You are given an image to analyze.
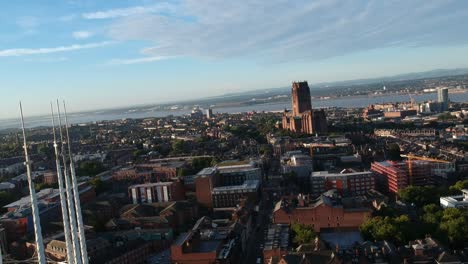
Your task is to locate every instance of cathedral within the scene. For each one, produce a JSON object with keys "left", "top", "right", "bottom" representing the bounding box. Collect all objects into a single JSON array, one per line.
[{"left": 282, "top": 81, "right": 328, "bottom": 134}]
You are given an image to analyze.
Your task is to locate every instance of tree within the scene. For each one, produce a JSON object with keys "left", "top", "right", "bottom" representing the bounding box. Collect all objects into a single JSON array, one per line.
[
  {"left": 171, "top": 139, "right": 186, "bottom": 154},
  {"left": 191, "top": 157, "right": 215, "bottom": 172},
  {"left": 90, "top": 177, "right": 109, "bottom": 195},
  {"left": 439, "top": 208, "right": 468, "bottom": 248},
  {"left": 360, "top": 215, "right": 415, "bottom": 244},
  {"left": 387, "top": 143, "right": 402, "bottom": 161},
  {"left": 291, "top": 224, "right": 316, "bottom": 245},
  {"left": 0, "top": 191, "right": 17, "bottom": 213},
  {"left": 438, "top": 112, "right": 456, "bottom": 121},
  {"left": 77, "top": 160, "right": 105, "bottom": 176},
  {"left": 398, "top": 186, "right": 438, "bottom": 207},
  {"left": 449, "top": 179, "right": 468, "bottom": 194}
]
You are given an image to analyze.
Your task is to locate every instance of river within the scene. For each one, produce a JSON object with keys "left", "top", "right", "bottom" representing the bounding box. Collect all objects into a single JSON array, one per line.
[{"left": 1, "top": 92, "right": 467, "bottom": 130}]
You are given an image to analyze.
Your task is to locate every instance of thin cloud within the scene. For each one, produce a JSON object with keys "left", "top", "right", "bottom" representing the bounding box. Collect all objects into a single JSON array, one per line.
[
  {"left": 109, "top": 56, "right": 170, "bottom": 65},
  {"left": 106, "top": 0, "right": 468, "bottom": 62},
  {"left": 59, "top": 14, "right": 77, "bottom": 22},
  {"left": 16, "top": 16, "right": 39, "bottom": 31},
  {"left": 72, "top": 31, "right": 93, "bottom": 39},
  {"left": 0, "top": 41, "right": 113, "bottom": 57},
  {"left": 82, "top": 3, "right": 174, "bottom": 19}
]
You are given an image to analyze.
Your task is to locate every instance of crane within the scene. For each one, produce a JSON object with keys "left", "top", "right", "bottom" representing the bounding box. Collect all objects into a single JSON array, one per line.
[{"left": 401, "top": 154, "right": 451, "bottom": 185}]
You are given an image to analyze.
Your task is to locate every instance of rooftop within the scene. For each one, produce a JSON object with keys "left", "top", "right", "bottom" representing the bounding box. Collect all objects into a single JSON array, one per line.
[
  {"left": 212, "top": 180, "right": 260, "bottom": 194},
  {"left": 3, "top": 188, "right": 59, "bottom": 209},
  {"left": 129, "top": 181, "right": 175, "bottom": 189},
  {"left": 264, "top": 224, "right": 290, "bottom": 251},
  {"left": 312, "top": 170, "right": 373, "bottom": 177}
]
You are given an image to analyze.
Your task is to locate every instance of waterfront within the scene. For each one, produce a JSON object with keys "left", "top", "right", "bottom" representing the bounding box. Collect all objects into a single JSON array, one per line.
[{"left": 1, "top": 92, "right": 467, "bottom": 130}]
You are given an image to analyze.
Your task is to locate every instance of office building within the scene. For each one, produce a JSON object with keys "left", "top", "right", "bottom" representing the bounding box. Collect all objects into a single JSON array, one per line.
[
  {"left": 195, "top": 161, "right": 262, "bottom": 208},
  {"left": 211, "top": 180, "right": 260, "bottom": 208},
  {"left": 437, "top": 87, "right": 449, "bottom": 112},
  {"left": 281, "top": 153, "right": 313, "bottom": 193},
  {"left": 440, "top": 189, "right": 468, "bottom": 209},
  {"left": 311, "top": 169, "right": 375, "bottom": 197},
  {"left": 206, "top": 108, "right": 213, "bottom": 119}
]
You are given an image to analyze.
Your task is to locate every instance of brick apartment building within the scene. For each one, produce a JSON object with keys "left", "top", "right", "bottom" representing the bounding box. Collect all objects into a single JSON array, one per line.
[
  {"left": 371, "top": 160, "right": 432, "bottom": 194},
  {"left": 272, "top": 190, "right": 371, "bottom": 232},
  {"left": 112, "top": 167, "right": 154, "bottom": 182},
  {"left": 170, "top": 217, "right": 240, "bottom": 264},
  {"left": 136, "top": 159, "right": 188, "bottom": 180},
  {"left": 310, "top": 169, "right": 375, "bottom": 197},
  {"left": 42, "top": 171, "right": 58, "bottom": 185}
]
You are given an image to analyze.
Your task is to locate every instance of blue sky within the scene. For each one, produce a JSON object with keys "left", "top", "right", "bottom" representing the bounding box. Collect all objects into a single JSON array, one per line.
[{"left": 1, "top": 0, "right": 468, "bottom": 119}]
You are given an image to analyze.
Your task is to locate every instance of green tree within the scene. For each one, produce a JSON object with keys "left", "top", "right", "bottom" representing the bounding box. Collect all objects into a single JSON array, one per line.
[
  {"left": 90, "top": 177, "right": 109, "bottom": 195},
  {"left": 0, "top": 191, "right": 17, "bottom": 213},
  {"left": 291, "top": 224, "right": 316, "bottom": 245},
  {"left": 387, "top": 143, "right": 402, "bottom": 161},
  {"left": 191, "top": 157, "right": 215, "bottom": 172},
  {"left": 360, "top": 215, "right": 415, "bottom": 244},
  {"left": 77, "top": 160, "right": 106, "bottom": 176},
  {"left": 171, "top": 139, "right": 186, "bottom": 154},
  {"left": 449, "top": 179, "right": 468, "bottom": 194},
  {"left": 398, "top": 186, "right": 438, "bottom": 207},
  {"left": 439, "top": 208, "right": 468, "bottom": 248}
]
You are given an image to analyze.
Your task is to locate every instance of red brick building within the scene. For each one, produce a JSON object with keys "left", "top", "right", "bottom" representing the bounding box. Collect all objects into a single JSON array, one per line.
[
  {"left": 272, "top": 191, "right": 371, "bottom": 232},
  {"left": 371, "top": 160, "right": 432, "bottom": 194},
  {"left": 194, "top": 168, "right": 220, "bottom": 208},
  {"left": 310, "top": 169, "right": 375, "bottom": 197},
  {"left": 137, "top": 160, "right": 188, "bottom": 181},
  {"left": 170, "top": 217, "right": 240, "bottom": 264},
  {"left": 112, "top": 167, "right": 154, "bottom": 182},
  {"left": 42, "top": 171, "right": 57, "bottom": 185},
  {"left": 282, "top": 82, "right": 327, "bottom": 135}
]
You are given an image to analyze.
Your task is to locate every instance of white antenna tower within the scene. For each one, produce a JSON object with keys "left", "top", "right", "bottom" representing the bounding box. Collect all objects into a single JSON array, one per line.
[
  {"left": 19, "top": 102, "right": 46, "bottom": 264},
  {"left": 63, "top": 101, "right": 89, "bottom": 264},
  {"left": 57, "top": 100, "right": 82, "bottom": 264},
  {"left": 50, "top": 103, "right": 74, "bottom": 263}
]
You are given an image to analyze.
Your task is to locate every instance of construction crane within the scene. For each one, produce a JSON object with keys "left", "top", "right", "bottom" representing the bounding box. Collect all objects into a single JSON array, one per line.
[{"left": 401, "top": 154, "right": 451, "bottom": 185}]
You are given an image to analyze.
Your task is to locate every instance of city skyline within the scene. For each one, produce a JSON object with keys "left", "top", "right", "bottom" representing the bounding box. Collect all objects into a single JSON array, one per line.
[{"left": 1, "top": 0, "right": 468, "bottom": 118}]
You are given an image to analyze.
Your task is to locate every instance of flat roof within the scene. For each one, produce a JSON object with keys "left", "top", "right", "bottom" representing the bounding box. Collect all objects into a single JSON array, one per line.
[
  {"left": 4, "top": 188, "right": 59, "bottom": 208},
  {"left": 312, "top": 170, "right": 373, "bottom": 177},
  {"left": 212, "top": 180, "right": 260, "bottom": 193},
  {"left": 193, "top": 240, "right": 221, "bottom": 253},
  {"left": 129, "top": 182, "right": 175, "bottom": 188},
  {"left": 197, "top": 167, "right": 217, "bottom": 176}
]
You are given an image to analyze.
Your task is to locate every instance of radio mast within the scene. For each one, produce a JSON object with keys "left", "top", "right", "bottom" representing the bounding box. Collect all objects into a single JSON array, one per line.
[
  {"left": 63, "top": 101, "right": 89, "bottom": 264},
  {"left": 50, "top": 103, "right": 74, "bottom": 263},
  {"left": 57, "top": 100, "right": 82, "bottom": 264},
  {"left": 19, "top": 102, "right": 46, "bottom": 264}
]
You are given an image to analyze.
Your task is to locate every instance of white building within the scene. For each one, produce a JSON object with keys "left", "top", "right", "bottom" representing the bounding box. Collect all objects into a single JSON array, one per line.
[{"left": 440, "top": 189, "right": 468, "bottom": 208}]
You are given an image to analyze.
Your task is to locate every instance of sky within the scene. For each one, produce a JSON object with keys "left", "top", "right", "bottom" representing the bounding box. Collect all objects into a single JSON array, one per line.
[{"left": 1, "top": 0, "right": 468, "bottom": 119}]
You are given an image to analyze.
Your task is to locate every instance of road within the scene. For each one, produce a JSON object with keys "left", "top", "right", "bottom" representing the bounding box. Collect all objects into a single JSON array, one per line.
[{"left": 242, "top": 190, "right": 274, "bottom": 264}]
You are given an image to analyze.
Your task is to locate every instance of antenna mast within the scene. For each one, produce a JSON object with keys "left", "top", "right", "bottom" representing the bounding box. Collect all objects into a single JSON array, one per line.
[
  {"left": 63, "top": 101, "right": 89, "bottom": 264},
  {"left": 57, "top": 100, "right": 82, "bottom": 264},
  {"left": 50, "top": 103, "right": 74, "bottom": 263},
  {"left": 19, "top": 102, "right": 46, "bottom": 264}
]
